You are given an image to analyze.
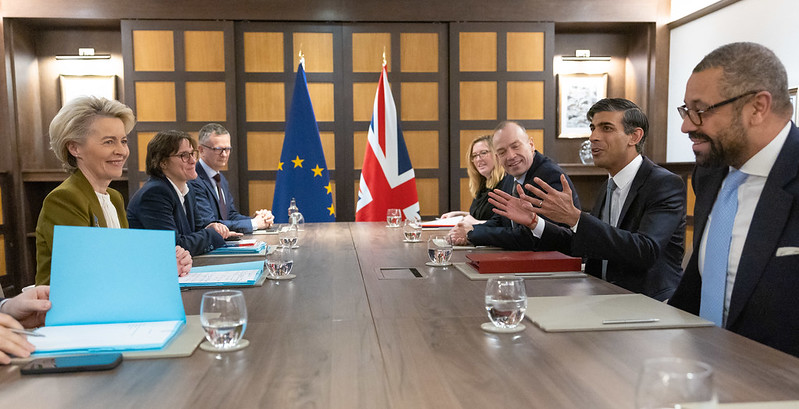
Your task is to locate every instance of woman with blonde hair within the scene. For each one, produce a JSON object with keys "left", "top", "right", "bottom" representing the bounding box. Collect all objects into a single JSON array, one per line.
[{"left": 441, "top": 134, "right": 505, "bottom": 223}]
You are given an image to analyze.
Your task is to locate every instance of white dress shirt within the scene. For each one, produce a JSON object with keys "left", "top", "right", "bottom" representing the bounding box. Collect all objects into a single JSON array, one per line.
[
  {"left": 94, "top": 191, "right": 121, "bottom": 228},
  {"left": 166, "top": 177, "right": 190, "bottom": 208}
]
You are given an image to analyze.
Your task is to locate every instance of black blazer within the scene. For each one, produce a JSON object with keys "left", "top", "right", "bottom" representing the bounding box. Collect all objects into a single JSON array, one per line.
[
  {"left": 538, "top": 156, "right": 686, "bottom": 301},
  {"left": 468, "top": 151, "right": 580, "bottom": 250},
  {"left": 127, "top": 175, "right": 225, "bottom": 256},
  {"left": 670, "top": 123, "right": 799, "bottom": 357}
]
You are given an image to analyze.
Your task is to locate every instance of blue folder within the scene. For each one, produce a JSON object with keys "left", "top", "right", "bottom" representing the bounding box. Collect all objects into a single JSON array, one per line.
[{"left": 180, "top": 260, "right": 265, "bottom": 287}]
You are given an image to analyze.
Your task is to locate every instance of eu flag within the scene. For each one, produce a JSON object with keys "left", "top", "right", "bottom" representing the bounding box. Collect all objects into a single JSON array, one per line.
[{"left": 271, "top": 63, "right": 335, "bottom": 223}]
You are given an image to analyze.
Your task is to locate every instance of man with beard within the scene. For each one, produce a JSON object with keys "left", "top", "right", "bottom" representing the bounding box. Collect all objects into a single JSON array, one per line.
[{"left": 668, "top": 42, "right": 799, "bottom": 357}]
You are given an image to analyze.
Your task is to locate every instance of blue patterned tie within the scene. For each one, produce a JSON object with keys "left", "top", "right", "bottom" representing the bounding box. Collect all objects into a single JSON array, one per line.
[{"left": 700, "top": 169, "right": 748, "bottom": 327}]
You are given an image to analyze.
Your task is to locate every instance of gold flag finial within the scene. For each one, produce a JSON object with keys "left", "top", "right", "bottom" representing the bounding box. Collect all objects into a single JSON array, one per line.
[
  {"left": 382, "top": 47, "right": 386, "bottom": 67},
  {"left": 299, "top": 47, "right": 305, "bottom": 68}
]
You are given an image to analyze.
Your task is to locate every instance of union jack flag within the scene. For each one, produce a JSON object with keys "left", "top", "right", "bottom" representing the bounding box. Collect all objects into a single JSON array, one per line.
[{"left": 355, "top": 65, "right": 420, "bottom": 222}]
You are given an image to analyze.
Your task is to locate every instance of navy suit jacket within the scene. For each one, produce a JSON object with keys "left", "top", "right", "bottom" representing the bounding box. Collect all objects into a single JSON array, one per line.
[
  {"left": 670, "top": 123, "right": 799, "bottom": 357},
  {"left": 189, "top": 162, "right": 253, "bottom": 233},
  {"left": 127, "top": 175, "right": 225, "bottom": 256},
  {"left": 468, "top": 151, "right": 580, "bottom": 250},
  {"left": 537, "top": 157, "right": 686, "bottom": 301}
]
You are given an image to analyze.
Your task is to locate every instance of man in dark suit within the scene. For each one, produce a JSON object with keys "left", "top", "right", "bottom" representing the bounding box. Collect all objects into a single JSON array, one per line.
[
  {"left": 189, "top": 123, "right": 274, "bottom": 234},
  {"left": 667, "top": 42, "right": 799, "bottom": 357},
  {"left": 449, "top": 121, "right": 580, "bottom": 250},
  {"left": 490, "top": 99, "right": 686, "bottom": 300}
]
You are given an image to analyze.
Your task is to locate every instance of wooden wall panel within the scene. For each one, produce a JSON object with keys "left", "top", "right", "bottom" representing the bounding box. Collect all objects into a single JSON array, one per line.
[
  {"left": 307, "top": 83, "right": 335, "bottom": 122},
  {"left": 459, "top": 81, "right": 497, "bottom": 121},
  {"left": 459, "top": 32, "right": 496, "bottom": 72},
  {"left": 133, "top": 30, "right": 174, "bottom": 71},
  {"left": 135, "top": 82, "right": 176, "bottom": 122},
  {"left": 415, "top": 178, "right": 439, "bottom": 216},
  {"left": 352, "top": 82, "right": 378, "bottom": 122},
  {"left": 401, "top": 33, "right": 438, "bottom": 73},
  {"left": 137, "top": 131, "right": 157, "bottom": 172},
  {"left": 507, "top": 32, "right": 544, "bottom": 72},
  {"left": 460, "top": 177, "right": 471, "bottom": 212},
  {"left": 400, "top": 82, "right": 438, "bottom": 121},
  {"left": 247, "top": 131, "right": 283, "bottom": 171},
  {"left": 404, "top": 131, "right": 439, "bottom": 169},
  {"left": 185, "top": 81, "right": 227, "bottom": 122},
  {"left": 245, "top": 82, "right": 285, "bottom": 122},
  {"left": 507, "top": 81, "right": 544, "bottom": 120},
  {"left": 184, "top": 31, "right": 225, "bottom": 72},
  {"left": 244, "top": 32, "right": 284, "bottom": 73},
  {"left": 0, "top": 236, "right": 5, "bottom": 277},
  {"left": 292, "top": 32, "right": 334, "bottom": 73},
  {"left": 249, "top": 180, "right": 276, "bottom": 215},
  {"left": 352, "top": 32, "right": 391, "bottom": 73},
  {"left": 0, "top": 184, "right": 3, "bottom": 225},
  {"left": 353, "top": 131, "right": 368, "bottom": 170},
  {"left": 320, "top": 132, "right": 336, "bottom": 170},
  {"left": 529, "top": 129, "right": 544, "bottom": 154}
]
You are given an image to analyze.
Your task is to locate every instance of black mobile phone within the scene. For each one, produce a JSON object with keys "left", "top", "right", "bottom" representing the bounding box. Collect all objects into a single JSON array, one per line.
[
  {"left": 225, "top": 235, "right": 242, "bottom": 241},
  {"left": 20, "top": 353, "right": 122, "bottom": 375}
]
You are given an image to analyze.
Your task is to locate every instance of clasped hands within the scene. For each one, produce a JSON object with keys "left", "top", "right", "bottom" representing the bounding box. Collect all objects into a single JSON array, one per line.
[
  {"left": 253, "top": 209, "right": 275, "bottom": 229},
  {"left": 487, "top": 174, "right": 582, "bottom": 228}
]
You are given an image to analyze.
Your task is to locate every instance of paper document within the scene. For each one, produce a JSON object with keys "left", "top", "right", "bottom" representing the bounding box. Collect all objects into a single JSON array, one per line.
[
  {"left": 180, "top": 260, "right": 265, "bottom": 287},
  {"left": 31, "top": 320, "right": 184, "bottom": 353},
  {"left": 180, "top": 269, "right": 259, "bottom": 284},
  {"left": 421, "top": 216, "right": 462, "bottom": 228}
]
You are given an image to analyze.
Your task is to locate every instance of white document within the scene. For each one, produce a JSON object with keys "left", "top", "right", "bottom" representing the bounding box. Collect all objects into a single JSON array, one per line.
[
  {"left": 31, "top": 320, "right": 184, "bottom": 353},
  {"left": 179, "top": 269, "right": 260, "bottom": 284},
  {"left": 421, "top": 216, "right": 463, "bottom": 228}
]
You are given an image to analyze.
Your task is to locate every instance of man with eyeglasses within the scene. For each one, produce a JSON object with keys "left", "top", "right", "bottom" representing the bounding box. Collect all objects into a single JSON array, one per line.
[
  {"left": 189, "top": 123, "right": 275, "bottom": 233},
  {"left": 449, "top": 121, "right": 580, "bottom": 250},
  {"left": 668, "top": 42, "right": 799, "bottom": 357}
]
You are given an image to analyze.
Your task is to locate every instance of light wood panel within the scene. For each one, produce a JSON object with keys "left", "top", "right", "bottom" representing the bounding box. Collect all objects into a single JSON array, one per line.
[
  {"left": 459, "top": 129, "right": 493, "bottom": 169},
  {"left": 293, "top": 32, "right": 334, "bottom": 73},
  {"left": 460, "top": 177, "right": 471, "bottom": 212},
  {"left": 247, "top": 131, "right": 283, "bottom": 171},
  {"left": 137, "top": 131, "right": 157, "bottom": 172},
  {"left": 400, "top": 82, "right": 438, "bottom": 121},
  {"left": 246, "top": 82, "right": 285, "bottom": 122},
  {"left": 320, "top": 131, "right": 335, "bottom": 170},
  {"left": 135, "top": 82, "right": 176, "bottom": 122},
  {"left": 459, "top": 32, "right": 496, "bottom": 72},
  {"left": 353, "top": 131, "right": 368, "bottom": 170},
  {"left": 400, "top": 33, "right": 438, "bottom": 73},
  {"left": 415, "top": 178, "right": 438, "bottom": 216},
  {"left": 133, "top": 30, "right": 175, "bottom": 72},
  {"left": 459, "top": 81, "right": 497, "bottom": 120},
  {"left": 529, "top": 129, "right": 544, "bottom": 154},
  {"left": 0, "top": 236, "right": 5, "bottom": 277},
  {"left": 352, "top": 82, "right": 378, "bottom": 122},
  {"left": 506, "top": 32, "right": 544, "bottom": 72},
  {"left": 507, "top": 81, "right": 544, "bottom": 120},
  {"left": 185, "top": 81, "right": 226, "bottom": 122},
  {"left": 352, "top": 33, "right": 391, "bottom": 73},
  {"left": 249, "top": 180, "right": 276, "bottom": 215},
  {"left": 307, "top": 83, "right": 335, "bottom": 122},
  {"left": 184, "top": 31, "right": 225, "bottom": 72},
  {"left": 0, "top": 184, "right": 3, "bottom": 225},
  {"left": 687, "top": 176, "right": 695, "bottom": 217},
  {"left": 244, "top": 32, "right": 284, "bottom": 73},
  {"left": 404, "top": 130, "right": 438, "bottom": 169}
]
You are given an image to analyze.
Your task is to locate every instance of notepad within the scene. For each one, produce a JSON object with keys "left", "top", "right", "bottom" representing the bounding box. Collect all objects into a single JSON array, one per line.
[
  {"left": 179, "top": 260, "right": 265, "bottom": 287},
  {"left": 421, "top": 216, "right": 462, "bottom": 228},
  {"left": 525, "top": 294, "right": 713, "bottom": 332},
  {"left": 31, "top": 226, "right": 187, "bottom": 355}
]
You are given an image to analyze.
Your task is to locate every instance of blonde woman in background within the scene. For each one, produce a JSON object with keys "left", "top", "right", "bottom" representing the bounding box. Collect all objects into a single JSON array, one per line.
[{"left": 440, "top": 135, "right": 505, "bottom": 224}]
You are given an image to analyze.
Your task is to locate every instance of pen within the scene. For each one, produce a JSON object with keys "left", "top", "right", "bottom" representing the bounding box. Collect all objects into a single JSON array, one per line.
[
  {"left": 602, "top": 318, "right": 660, "bottom": 325},
  {"left": 8, "top": 328, "right": 45, "bottom": 337}
]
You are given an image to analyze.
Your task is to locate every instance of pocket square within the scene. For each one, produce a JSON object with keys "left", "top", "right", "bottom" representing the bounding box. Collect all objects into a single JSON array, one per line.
[{"left": 775, "top": 247, "right": 799, "bottom": 257}]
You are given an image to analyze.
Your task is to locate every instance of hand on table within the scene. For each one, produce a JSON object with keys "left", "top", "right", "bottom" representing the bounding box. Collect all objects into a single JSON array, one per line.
[
  {"left": 175, "top": 246, "right": 193, "bottom": 277},
  {"left": 0, "top": 286, "right": 50, "bottom": 329}
]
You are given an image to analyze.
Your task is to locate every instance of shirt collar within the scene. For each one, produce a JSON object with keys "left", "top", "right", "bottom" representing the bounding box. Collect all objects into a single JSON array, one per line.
[
  {"left": 513, "top": 171, "right": 528, "bottom": 186},
  {"left": 739, "top": 121, "right": 792, "bottom": 178},
  {"left": 609, "top": 154, "right": 643, "bottom": 191},
  {"left": 165, "top": 176, "right": 189, "bottom": 201},
  {"left": 198, "top": 158, "right": 218, "bottom": 180}
]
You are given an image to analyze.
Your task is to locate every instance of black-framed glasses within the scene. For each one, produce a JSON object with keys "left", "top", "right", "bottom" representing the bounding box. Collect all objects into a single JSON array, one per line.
[
  {"left": 201, "top": 144, "right": 232, "bottom": 155},
  {"left": 677, "top": 90, "right": 760, "bottom": 126},
  {"left": 471, "top": 150, "right": 491, "bottom": 161},
  {"left": 171, "top": 150, "right": 199, "bottom": 163}
]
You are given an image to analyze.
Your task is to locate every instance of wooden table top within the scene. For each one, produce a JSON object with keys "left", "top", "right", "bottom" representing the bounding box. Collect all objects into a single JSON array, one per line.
[{"left": 2, "top": 222, "right": 798, "bottom": 408}]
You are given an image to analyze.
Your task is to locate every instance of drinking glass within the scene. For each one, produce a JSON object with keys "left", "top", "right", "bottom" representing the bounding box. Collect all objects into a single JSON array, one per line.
[
  {"left": 403, "top": 218, "right": 422, "bottom": 242},
  {"left": 265, "top": 245, "right": 294, "bottom": 278},
  {"left": 427, "top": 235, "right": 453, "bottom": 265},
  {"left": 200, "top": 290, "right": 248, "bottom": 350},
  {"left": 386, "top": 208, "right": 402, "bottom": 227},
  {"left": 278, "top": 224, "right": 299, "bottom": 248},
  {"left": 635, "top": 358, "right": 717, "bottom": 409},
  {"left": 579, "top": 139, "right": 594, "bottom": 165},
  {"left": 484, "top": 277, "right": 527, "bottom": 328}
]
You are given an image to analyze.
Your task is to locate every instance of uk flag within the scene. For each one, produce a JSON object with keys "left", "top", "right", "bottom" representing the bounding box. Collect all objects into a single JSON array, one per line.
[{"left": 355, "top": 65, "right": 420, "bottom": 222}]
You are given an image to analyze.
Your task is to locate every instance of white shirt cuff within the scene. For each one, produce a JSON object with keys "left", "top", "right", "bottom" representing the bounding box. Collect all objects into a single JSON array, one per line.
[
  {"left": 570, "top": 217, "right": 580, "bottom": 233},
  {"left": 530, "top": 217, "right": 545, "bottom": 238}
]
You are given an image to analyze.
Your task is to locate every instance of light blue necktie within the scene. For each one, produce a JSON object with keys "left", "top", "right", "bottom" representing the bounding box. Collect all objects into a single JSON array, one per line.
[
  {"left": 601, "top": 178, "right": 617, "bottom": 280},
  {"left": 700, "top": 169, "right": 748, "bottom": 327}
]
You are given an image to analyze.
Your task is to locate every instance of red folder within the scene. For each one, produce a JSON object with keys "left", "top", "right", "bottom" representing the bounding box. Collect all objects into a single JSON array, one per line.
[{"left": 465, "top": 251, "right": 581, "bottom": 274}]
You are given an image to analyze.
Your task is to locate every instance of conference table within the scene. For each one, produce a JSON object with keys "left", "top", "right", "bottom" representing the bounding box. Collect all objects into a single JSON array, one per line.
[{"left": 2, "top": 222, "right": 799, "bottom": 408}]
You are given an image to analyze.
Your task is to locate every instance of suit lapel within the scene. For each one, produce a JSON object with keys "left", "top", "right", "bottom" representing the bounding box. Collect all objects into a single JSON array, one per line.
[
  {"left": 617, "top": 157, "right": 653, "bottom": 225},
  {"left": 196, "top": 162, "right": 222, "bottom": 215},
  {"left": 74, "top": 170, "right": 107, "bottom": 227},
  {"left": 728, "top": 125, "right": 799, "bottom": 326}
]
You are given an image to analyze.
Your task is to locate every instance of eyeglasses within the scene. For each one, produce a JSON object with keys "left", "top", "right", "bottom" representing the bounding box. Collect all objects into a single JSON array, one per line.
[
  {"left": 171, "top": 150, "right": 199, "bottom": 163},
  {"left": 201, "top": 144, "right": 232, "bottom": 155},
  {"left": 677, "top": 90, "right": 760, "bottom": 126},
  {"left": 471, "top": 150, "right": 491, "bottom": 161}
]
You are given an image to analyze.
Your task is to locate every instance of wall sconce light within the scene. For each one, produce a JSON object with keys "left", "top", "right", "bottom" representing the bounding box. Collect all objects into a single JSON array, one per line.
[
  {"left": 55, "top": 48, "right": 111, "bottom": 60},
  {"left": 561, "top": 49, "right": 611, "bottom": 62}
]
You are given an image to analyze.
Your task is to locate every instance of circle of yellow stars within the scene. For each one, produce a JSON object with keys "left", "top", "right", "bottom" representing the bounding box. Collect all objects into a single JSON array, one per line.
[{"left": 277, "top": 155, "right": 335, "bottom": 216}]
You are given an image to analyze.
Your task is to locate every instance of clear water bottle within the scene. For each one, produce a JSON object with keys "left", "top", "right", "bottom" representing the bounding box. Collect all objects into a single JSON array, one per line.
[
  {"left": 288, "top": 198, "right": 304, "bottom": 231},
  {"left": 288, "top": 198, "right": 299, "bottom": 218}
]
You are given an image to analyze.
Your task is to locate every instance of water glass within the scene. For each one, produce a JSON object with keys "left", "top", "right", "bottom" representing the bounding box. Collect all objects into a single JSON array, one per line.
[
  {"left": 278, "top": 224, "right": 299, "bottom": 248},
  {"left": 265, "top": 245, "right": 294, "bottom": 278},
  {"left": 386, "top": 208, "right": 402, "bottom": 227},
  {"left": 635, "top": 358, "right": 717, "bottom": 409},
  {"left": 200, "top": 290, "right": 248, "bottom": 350},
  {"left": 484, "top": 277, "right": 527, "bottom": 328},
  {"left": 403, "top": 218, "right": 422, "bottom": 242},
  {"left": 427, "top": 235, "right": 453, "bottom": 265}
]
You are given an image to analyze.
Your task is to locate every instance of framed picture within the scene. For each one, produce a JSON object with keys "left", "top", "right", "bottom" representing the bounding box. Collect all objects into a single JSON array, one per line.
[
  {"left": 59, "top": 75, "right": 116, "bottom": 107},
  {"left": 557, "top": 73, "right": 608, "bottom": 138},
  {"left": 789, "top": 88, "right": 798, "bottom": 124}
]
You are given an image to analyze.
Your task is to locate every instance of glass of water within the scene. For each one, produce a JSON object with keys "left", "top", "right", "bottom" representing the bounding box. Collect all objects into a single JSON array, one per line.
[
  {"left": 200, "top": 290, "right": 247, "bottom": 350},
  {"left": 403, "top": 218, "right": 422, "bottom": 242},
  {"left": 427, "top": 235, "right": 453, "bottom": 265},
  {"left": 265, "top": 245, "right": 294, "bottom": 278},
  {"left": 635, "top": 358, "right": 716, "bottom": 409},
  {"left": 278, "top": 224, "right": 299, "bottom": 248},
  {"left": 484, "top": 277, "right": 527, "bottom": 329},
  {"left": 386, "top": 208, "right": 402, "bottom": 227}
]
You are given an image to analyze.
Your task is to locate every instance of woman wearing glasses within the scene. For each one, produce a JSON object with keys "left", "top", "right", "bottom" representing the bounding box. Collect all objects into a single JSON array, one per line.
[
  {"left": 35, "top": 97, "right": 192, "bottom": 285},
  {"left": 440, "top": 134, "right": 505, "bottom": 222},
  {"left": 127, "top": 130, "right": 241, "bottom": 256}
]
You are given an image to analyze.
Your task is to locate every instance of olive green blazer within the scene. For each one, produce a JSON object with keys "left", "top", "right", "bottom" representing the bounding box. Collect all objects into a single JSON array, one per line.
[{"left": 35, "top": 170, "right": 128, "bottom": 285}]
